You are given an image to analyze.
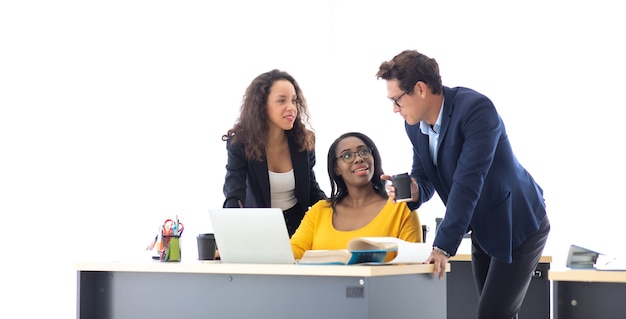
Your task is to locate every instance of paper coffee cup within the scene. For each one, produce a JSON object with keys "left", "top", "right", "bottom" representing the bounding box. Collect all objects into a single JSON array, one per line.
[{"left": 391, "top": 173, "right": 412, "bottom": 202}]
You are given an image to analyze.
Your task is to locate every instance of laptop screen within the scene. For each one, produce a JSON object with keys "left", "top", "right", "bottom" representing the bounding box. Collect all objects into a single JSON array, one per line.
[{"left": 208, "top": 208, "right": 296, "bottom": 264}]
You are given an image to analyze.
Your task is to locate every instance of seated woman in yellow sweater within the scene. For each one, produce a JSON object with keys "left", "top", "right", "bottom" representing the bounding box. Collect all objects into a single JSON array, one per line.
[{"left": 290, "top": 132, "right": 422, "bottom": 259}]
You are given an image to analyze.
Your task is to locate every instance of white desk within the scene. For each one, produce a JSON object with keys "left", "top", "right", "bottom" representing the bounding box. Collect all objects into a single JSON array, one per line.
[
  {"left": 549, "top": 269, "right": 626, "bottom": 318},
  {"left": 76, "top": 260, "right": 449, "bottom": 319}
]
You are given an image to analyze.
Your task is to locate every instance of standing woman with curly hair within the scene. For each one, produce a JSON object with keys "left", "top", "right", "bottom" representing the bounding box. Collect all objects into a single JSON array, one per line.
[{"left": 222, "top": 69, "right": 327, "bottom": 237}]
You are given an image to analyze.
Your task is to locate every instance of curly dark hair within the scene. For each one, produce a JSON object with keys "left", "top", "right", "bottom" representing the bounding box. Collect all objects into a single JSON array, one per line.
[
  {"left": 375, "top": 50, "right": 443, "bottom": 95},
  {"left": 326, "top": 132, "right": 387, "bottom": 210},
  {"left": 222, "top": 69, "right": 315, "bottom": 161}
]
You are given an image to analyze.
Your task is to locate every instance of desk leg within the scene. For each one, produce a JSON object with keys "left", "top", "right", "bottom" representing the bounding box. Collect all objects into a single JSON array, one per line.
[{"left": 77, "top": 271, "right": 111, "bottom": 319}]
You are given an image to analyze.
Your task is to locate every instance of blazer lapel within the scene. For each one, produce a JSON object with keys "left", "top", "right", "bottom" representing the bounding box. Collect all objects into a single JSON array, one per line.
[
  {"left": 289, "top": 138, "right": 307, "bottom": 211},
  {"left": 436, "top": 87, "right": 454, "bottom": 159},
  {"left": 252, "top": 159, "right": 271, "bottom": 207}
]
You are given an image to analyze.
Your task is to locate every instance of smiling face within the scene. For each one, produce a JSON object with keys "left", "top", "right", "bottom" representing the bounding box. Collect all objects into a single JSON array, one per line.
[
  {"left": 266, "top": 79, "right": 298, "bottom": 132},
  {"left": 334, "top": 136, "right": 375, "bottom": 187}
]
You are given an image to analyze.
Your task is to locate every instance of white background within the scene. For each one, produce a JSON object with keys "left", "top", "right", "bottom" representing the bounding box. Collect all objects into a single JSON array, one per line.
[{"left": 1, "top": 1, "right": 624, "bottom": 317}]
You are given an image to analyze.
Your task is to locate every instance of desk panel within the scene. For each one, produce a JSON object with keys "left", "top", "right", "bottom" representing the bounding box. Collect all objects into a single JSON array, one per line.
[
  {"left": 550, "top": 269, "right": 626, "bottom": 319},
  {"left": 77, "top": 261, "right": 448, "bottom": 319}
]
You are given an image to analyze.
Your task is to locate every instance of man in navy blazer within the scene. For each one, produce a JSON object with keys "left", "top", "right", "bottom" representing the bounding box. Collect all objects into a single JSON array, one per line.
[{"left": 377, "top": 50, "right": 550, "bottom": 319}]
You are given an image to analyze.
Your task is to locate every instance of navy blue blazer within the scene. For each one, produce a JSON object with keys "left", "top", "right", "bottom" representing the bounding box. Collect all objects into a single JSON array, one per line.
[
  {"left": 406, "top": 86, "right": 546, "bottom": 263},
  {"left": 222, "top": 133, "right": 327, "bottom": 215}
]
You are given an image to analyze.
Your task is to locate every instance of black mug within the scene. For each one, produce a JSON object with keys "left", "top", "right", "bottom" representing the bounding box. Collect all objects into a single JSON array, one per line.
[
  {"left": 196, "top": 233, "right": 217, "bottom": 260},
  {"left": 391, "top": 173, "right": 412, "bottom": 202}
]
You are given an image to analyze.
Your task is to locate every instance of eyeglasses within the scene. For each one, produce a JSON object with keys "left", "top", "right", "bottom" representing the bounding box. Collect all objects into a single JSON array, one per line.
[
  {"left": 390, "top": 91, "right": 408, "bottom": 108},
  {"left": 336, "top": 147, "right": 372, "bottom": 163}
]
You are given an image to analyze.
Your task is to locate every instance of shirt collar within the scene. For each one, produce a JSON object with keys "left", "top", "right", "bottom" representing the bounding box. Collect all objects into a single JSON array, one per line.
[{"left": 419, "top": 98, "right": 445, "bottom": 134}]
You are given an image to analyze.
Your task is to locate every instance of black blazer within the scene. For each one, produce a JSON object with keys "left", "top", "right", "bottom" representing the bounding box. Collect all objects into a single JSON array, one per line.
[
  {"left": 406, "top": 86, "right": 546, "bottom": 263},
  {"left": 222, "top": 134, "right": 327, "bottom": 215}
]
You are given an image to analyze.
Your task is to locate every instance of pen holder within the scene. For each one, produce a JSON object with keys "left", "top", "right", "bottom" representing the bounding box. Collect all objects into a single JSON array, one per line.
[{"left": 160, "top": 235, "right": 181, "bottom": 262}]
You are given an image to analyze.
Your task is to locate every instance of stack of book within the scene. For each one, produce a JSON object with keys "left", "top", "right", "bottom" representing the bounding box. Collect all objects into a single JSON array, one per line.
[{"left": 298, "top": 237, "right": 430, "bottom": 265}]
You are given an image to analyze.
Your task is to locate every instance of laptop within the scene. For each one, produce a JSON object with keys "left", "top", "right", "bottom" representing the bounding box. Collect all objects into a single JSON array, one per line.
[{"left": 208, "top": 208, "right": 296, "bottom": 264}]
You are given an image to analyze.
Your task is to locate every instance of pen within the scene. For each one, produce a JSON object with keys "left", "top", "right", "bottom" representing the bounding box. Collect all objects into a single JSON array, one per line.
[{"left": 145, "top": 233, "right": 158, "bottom": 251}]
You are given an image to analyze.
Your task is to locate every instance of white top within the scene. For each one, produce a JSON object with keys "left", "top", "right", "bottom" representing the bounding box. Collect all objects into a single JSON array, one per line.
[{"left": 269, "top": 169, "right": 297, "bottom": 210}]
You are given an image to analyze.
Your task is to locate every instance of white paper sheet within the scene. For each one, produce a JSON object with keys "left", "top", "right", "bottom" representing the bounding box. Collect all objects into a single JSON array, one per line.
[
  {"left": 357, "top": 237, "right": 431, "bottom": 264},
  {"left": 595, "top": 254, "right": 626, "bottom": 271}
]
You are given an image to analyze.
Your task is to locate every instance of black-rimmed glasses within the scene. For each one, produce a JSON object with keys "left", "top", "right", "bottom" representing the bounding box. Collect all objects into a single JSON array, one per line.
[
  {"left": 336, "top": 147, "right": 372, "bottom": 163},
  {"left": 391, "top": 91, "right": 408, "bottom": 108}
]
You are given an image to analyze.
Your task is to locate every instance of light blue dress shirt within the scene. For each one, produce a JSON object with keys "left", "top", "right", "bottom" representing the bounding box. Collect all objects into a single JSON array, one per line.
[{"left": 419, "top": 100, "right": 445, "bottom": 165}]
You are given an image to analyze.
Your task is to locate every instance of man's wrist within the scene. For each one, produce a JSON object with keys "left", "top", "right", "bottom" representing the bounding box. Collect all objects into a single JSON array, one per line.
[{"left": 433, "top": 246, "right": 451, "bottom": 258}]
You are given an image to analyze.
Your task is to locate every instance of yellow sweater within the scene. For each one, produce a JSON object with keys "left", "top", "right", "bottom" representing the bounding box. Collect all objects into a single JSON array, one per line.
[{"left": 290, "top": 199, "right": 422, "bottom": 259}]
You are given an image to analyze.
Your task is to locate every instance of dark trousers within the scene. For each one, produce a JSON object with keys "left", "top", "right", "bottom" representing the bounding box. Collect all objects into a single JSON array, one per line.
[{"left": 471, "top": 215, "right": 550, "bottom": 319}]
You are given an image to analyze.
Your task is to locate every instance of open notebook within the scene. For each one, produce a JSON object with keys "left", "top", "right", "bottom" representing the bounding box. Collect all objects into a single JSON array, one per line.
[{"left": 208, "top": 208, "right": 296, "bottom": 264}]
